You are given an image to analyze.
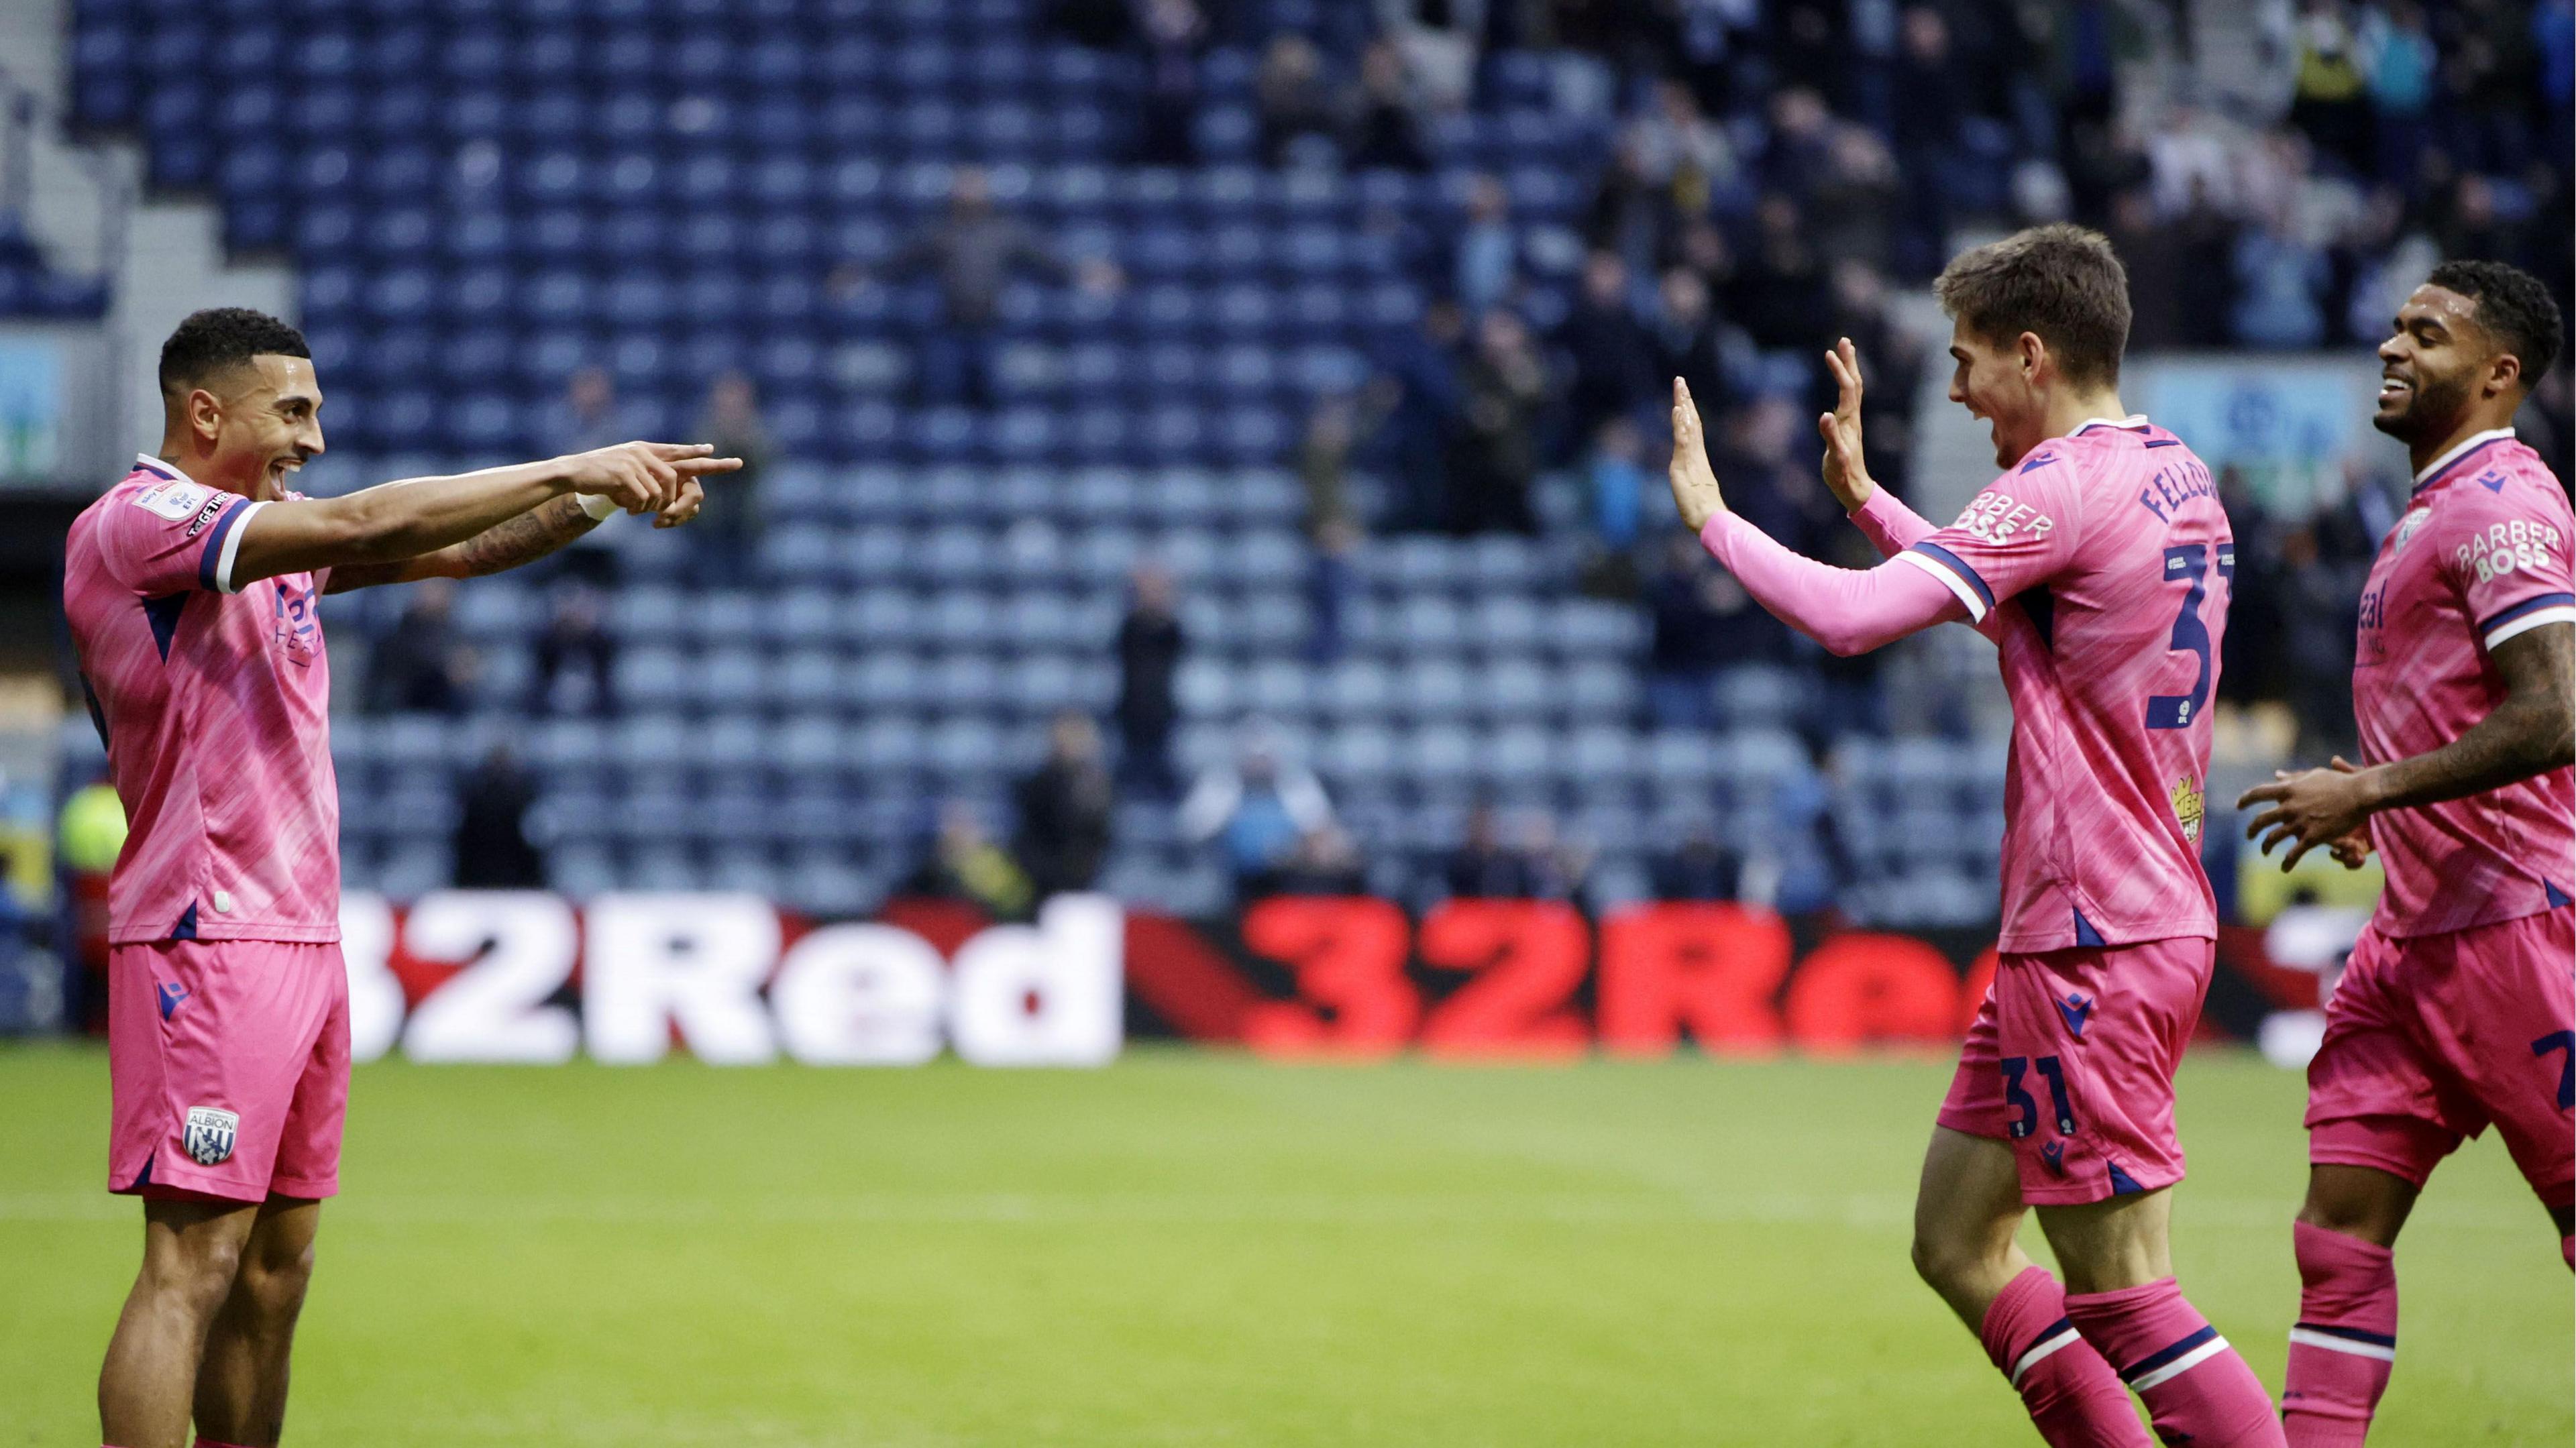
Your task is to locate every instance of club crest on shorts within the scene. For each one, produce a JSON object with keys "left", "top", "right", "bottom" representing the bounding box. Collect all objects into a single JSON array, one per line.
[{"left": 183, "top": 1106, "right": 239, "bottom": 1167}]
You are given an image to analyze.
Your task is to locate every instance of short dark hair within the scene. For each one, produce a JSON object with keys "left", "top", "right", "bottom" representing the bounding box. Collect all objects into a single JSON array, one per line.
[
  {"left": 158, "top": 308, "right": 309, "bottom": 398},
  {"left": 1934, "top": 225, "right": 2132, "bottom": 390},
  {"left": 2426, "top": 260, "right": 2563, "bottom": 388}
]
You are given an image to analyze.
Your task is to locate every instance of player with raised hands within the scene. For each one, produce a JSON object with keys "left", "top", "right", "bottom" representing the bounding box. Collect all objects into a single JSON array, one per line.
[
  {"left": 1672, "top": 226, "right": 2282, "bottom": 1446},
  {"left": 66, "top": 307, "right": 739, "bottom": 1448}
]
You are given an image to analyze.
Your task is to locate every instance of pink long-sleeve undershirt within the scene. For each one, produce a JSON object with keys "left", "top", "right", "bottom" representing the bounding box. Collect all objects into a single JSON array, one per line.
[
  {"left": 1849, "top": 486, "right": 1938, "bottom": 559},
  {"left": 1696, "top": 502, "right": 1968, "bottom": 657}
]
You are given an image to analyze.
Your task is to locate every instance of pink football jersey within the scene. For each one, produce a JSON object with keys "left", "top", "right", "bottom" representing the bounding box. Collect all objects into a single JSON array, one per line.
[
  {"left": 2353, "top": 429, "right": 2576, "bottom": 937},
  {"left": 63, "top": 456, "right": 340, "bottom": 945},
  {"left": 1896, "top": 419, "right": 2232, "bottom": 953}
]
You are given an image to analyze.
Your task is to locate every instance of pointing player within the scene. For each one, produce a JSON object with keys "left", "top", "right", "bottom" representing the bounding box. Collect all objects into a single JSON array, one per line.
[
  {"left": 2236, "top": 261, "right": 2573, "bottom": 1447},
  {"left": 1671, "top": 227, "right": 2284, "bottom": 1447},
  {"left": 68, "top": 308, "right": 738, "bottom": 1448}
]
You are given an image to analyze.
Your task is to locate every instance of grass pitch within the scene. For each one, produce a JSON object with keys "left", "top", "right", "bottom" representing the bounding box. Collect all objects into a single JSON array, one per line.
[{"left": 1, "top": 1045, "right": 2565, "bottom": 1446}]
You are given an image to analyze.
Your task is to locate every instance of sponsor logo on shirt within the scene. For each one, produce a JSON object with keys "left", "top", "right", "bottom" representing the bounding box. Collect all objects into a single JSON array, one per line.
[
  {"left": 1950, "top": 491, "right": 2056, "bottom": 545},
  {"left": 183, "top": 494, "right": 227, "bottom": 538},
  {"left": 2457, "top": 518, "right": 2563, "bottom": 583},
  {"left": 2169, "top": 775, "right": 2204, "bottom": 844}
]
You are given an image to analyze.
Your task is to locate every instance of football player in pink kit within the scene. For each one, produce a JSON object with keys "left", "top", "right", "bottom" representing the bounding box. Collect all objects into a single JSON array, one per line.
[
  {"left": 1672, "top": 227, "right": 2284, "bottom": 1447},
  {"left": 2238, "top": 260, "right": 2574, "bottom": 1447},
  {"left": 66, "top": 309, "right": 738, "bottom": 1448}
]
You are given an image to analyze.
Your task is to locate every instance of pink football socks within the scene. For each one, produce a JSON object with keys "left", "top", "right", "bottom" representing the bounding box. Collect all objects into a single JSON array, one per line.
[
  {"left": 2064, "top": 1277, "right": 2286, "bottom": 1447},
  {"left": 1980, "top": 1266, "right": 2153, "bottom": 1446}
]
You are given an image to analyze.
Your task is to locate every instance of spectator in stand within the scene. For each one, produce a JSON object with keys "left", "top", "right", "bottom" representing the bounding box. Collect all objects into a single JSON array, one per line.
[
  {"left": 1344, "top": 40, "right": 1434, "bottom": 172},
  {"left": 1372, "top": 299, "right": 1466, "bottom": 532},
  {"left": 1450, "top": 173, "right": 1519, "bottom": 317},
  {"left": 1559, "top": 250, "right": 1657, "bottom": 443},
  {"left": 1254, "top": 34, "right": 1337, "bottom": 166},
  {"left": 2287, "top": 4, "right": 2373, "bottom": 176},
  {"left": 1735, "top": 194, "right": 1830, "bottom": 351},
  {"left": 1651, "top": 268, "right": 1732, "bottom": 425},
  {"left": 1584, "top": 416, "right": 1650, "bottom": 553},
  {"left": 1629, "top": 79, "right": 1738, "bottom": 221},
  {"left": 688, "top": 371, "right": 769, "bottom": 588},
  {"left": 531, "top": 582, "right": 616, "bottom": 718},
  {"left": 1134, "top": 0, "right": 1207, "bottom": 166},
  {"left": 365, "top": 578, "right": 471, "bottom": 717},
  {"left": 906, "top": 801, "right": 1034, "bottom": 919},
  {"left": 2213, "top": 465, "right": 2287, "bottom": 715},
  {"left": 841, "top": 166, "right": 1121, "bottom": 409},
  {"left": 1014, "top": 712, "right": 1115, "bottom": 902},
  {"left": 1448, "top": 309, "right": 1547, "bottom": 535},
  {"left": 1650, "top": 820, "right": 1742, "bottom": 901},
  {"left": 1819, "top": 260, "right": 1922, "bottom": 488},
  {"left": 1265, "top": 825, "right": 1369, "bottom": 897},
  {"left": 2233, "top": 213, "right": 2331, "bottom": 349},
  {"left": 1512, "top": 811, "right": 1593, "bottom": 903},
  {"left": 1114, "top": 562, "right": 1186, "bottom": 797},
  {"left": 1306, "top": 515, "right": 1361, "bottom": 665},
  {"left": 1890, "top": 5, "right": 1968, "bottom": 274},
  {"left": 1375, "top": 0, "right": 1481, "bottom": 113},
  {"left": 2171, "top": 174, "right": 2243, "bottom": 348},
  {"left": 1807, "top": 125, "right": 1900, "bottom": 274},
  {"left": 1179, "top": 724, "right": 1336, "bottom": 893},
  {"left": 1585, "top": 133, "right": 1678, "bottom": 284},
  {"left": 541, "top": 366, "right": 632, "bottom": 457},
  {"left": 451, "top": 743, "right": 545, "bottom": 889},
  {"left": 1445, "top": 802, "right": 1532, "bottom": 898},
  {"left": 1644, "top": 529, "right": 1784, "bottom": 729},
  {"left": 2108, "top": 187, "right": 2185, "bottom": 350},
  {"left": 2361, "top": 2, "right": 2438, "bottom": 192}
]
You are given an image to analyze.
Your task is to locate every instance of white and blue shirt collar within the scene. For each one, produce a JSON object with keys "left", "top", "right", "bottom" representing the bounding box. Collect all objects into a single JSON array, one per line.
[
  {"left": 2068, "top": 414, "right": 2151, "bottom": 436},
  {"left": 133, "top": 453, "right": 188, "bottom": 482},
  {"left": 2412, "top": 427, "right": 2514, "bottom": 493}
]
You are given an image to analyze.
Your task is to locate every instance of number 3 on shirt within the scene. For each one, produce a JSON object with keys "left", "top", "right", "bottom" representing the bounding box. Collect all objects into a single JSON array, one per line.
[{"left": 2147, "top": 543, "right": 2233, "bottom": 729}]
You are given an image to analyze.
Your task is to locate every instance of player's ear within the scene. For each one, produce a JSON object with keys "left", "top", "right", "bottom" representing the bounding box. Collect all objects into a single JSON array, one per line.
[{"left": 2017, "top": 331, "right": 2045, "bottom": 380}]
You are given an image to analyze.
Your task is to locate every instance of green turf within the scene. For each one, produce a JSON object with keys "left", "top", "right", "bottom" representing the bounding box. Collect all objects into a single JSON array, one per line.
[{"left": 1, "top": 1044, "right": 2564, "bottom": 1446}]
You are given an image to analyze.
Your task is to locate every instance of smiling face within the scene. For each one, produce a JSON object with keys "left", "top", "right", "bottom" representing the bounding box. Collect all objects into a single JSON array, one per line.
[
  {"left": 2373, "top": 284, "right": 2508, "bottom": 449},
  {"left": 1945, "top": 319, "right": 2049, "bottom": 469},
  {"left": 176, "top": 353, "right": 326, "bottom": 500}
]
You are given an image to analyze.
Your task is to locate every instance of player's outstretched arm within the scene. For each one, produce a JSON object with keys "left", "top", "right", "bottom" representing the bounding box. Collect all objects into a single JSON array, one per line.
[
  {"left": 1674, "top": 378, "right": 1968, "bottom": 657},
  {"left": 1819, "top": 337, "right": 1938, "bottom": 559},
  {"left": 2239, "top": 622, "right": 2575, "bottom": 868},
  {"left": 231, "top": 443, "right": 738, "bottom": 592}
]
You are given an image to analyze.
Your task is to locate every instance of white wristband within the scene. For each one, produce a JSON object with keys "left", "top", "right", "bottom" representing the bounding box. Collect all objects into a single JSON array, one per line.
[{"left": 573, "top": 492, "right": 620, "bottom": 521}]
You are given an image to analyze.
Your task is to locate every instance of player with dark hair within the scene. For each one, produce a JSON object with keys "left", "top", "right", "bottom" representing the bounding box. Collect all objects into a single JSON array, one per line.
[
  {"left": 1670, "top": 225, "right": 2285, "bottom": 1445},
  {"left": 2238, "top": 260, "right": 2573, "bottom": 1447},
  {"left": 68, "top": 307, "right": 738, "bottom": 1448}
]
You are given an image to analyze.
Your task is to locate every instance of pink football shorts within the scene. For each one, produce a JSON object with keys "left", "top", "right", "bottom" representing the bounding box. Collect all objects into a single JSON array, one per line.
[
  {"left": 109, "top": 938, "right": 350, "bottom": 1204},
  {"left": 1939, "top": 936, "right": 2214, "bottom": 1206},
  {"left": 2306, "top": 907, "right": 2574, "bottom": 1208}
]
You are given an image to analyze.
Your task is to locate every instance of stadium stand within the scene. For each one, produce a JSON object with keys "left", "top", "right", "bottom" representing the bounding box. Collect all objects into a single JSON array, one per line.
[{"left": 52, "top": 0, "right": 2569, "bottom": 927}]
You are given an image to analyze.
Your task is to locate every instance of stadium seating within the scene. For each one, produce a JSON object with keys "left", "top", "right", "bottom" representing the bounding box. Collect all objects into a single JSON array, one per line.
[{"left": 65, "top": 0, "right": 2006, "bottom": 924}]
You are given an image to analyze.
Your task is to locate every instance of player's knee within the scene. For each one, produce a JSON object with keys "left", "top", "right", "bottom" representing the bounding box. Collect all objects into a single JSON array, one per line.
[
  {"left": 1909, "top": 1225, "right": 1984, "bottom": 1293},
  {"left": 144, "top": 1233, "right": 246, "bottom": 1318},
  {"left": 239, "top": 1239, "right": 317, "bottom": 1322}
]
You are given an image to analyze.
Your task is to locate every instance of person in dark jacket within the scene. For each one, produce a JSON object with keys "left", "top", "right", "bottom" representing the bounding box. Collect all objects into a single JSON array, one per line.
[
  {"left": 1114, "top": 563, "right": 1186, "bottom": 797},
  {"left": 452, "top": 744, "right": 545, "bottom": 889},
  {"left": 1015, "top": 713, "right": 1116, "bottom": 901}
]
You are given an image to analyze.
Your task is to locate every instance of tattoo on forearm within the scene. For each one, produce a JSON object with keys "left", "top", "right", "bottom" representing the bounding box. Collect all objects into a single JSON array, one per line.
[
  {"left": 453, "top": 494, "right": 600, "bottom": 577},
  {"left": 2377, "top": 624, "right": 2576, "bottom": 810}
]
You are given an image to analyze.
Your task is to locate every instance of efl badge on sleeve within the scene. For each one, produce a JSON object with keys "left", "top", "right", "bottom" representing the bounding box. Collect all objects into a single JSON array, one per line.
[{"left": 183, "top": 1106, "right": 239, "bottom": 1167}]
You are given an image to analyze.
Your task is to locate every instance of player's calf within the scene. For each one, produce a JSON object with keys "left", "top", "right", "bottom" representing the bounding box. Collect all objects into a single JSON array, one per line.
[
  {"left": 100, "top": 1201, "right": 260, "bottom": 1448},
  {"left": 192, "top": 1199, "right": 320, "bottom": 1448}
]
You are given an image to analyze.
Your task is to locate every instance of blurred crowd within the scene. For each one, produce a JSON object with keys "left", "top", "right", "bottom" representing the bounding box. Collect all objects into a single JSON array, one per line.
[{"left": 347, "top": 0, "right": 2569, "bottom": 921}]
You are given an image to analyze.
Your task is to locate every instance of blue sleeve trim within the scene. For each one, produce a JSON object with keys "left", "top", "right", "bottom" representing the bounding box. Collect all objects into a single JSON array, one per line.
[
  {"left": 2477, "top": 592, "right": 2576, "bottom": 633},
  {"left": 197, "top": 498, "right": 247, "bottom": 592},
  {"left": 1908, "top": 541, "right": 1996, "bottom": 612}
]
